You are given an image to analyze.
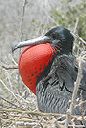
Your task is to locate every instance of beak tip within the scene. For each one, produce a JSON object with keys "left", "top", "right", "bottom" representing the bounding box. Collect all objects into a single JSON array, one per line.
[
  {"left": 11, "top": 46, "right": 14, "bottom": 53},
  {"left": 11, "top": 43, "right": 18, "bottom": 53},
  {"left": 12, "top": 48, "right": 15, "bottom": 53}
]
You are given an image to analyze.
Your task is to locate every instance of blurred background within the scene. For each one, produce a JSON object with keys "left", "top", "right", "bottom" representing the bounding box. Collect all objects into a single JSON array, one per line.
[
  {"left": 0, "top": 0, "right": 86, "bottom": 127},
  {"left": 0, "top": 0, "right": 86, "bottom": 117}
]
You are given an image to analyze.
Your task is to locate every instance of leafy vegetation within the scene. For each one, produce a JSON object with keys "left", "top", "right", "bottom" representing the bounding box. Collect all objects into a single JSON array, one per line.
[{"left": 51, "top": 1, "right": 86, "bottom": 38}]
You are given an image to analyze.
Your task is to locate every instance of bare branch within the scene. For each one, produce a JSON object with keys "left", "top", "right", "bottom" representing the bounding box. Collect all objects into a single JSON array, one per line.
[
  {"left": 69, "top": 56, "right": 83, "bottom": 114},
  {"left": 20, "top": 0, "right": 27, "bottom": 41},
  {"left": 71, "top": 32, "right": 86, "bottom": 45},
  {"left": 0, "top": 108, "right": 86, "bottom": 120},
  {"left": 0, "top": 95, "right": 18, "bottom": 108},
  {"left": 73, "top": 18, "right": 79, "bottom": 34},
  {"left": 1, "top": 64, "right": 18, "bottom": 70}
]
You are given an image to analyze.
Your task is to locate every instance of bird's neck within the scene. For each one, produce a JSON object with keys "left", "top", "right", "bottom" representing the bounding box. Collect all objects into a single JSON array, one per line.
[{"left": 60, "top": 43, "right": 72, "bottom": 55}]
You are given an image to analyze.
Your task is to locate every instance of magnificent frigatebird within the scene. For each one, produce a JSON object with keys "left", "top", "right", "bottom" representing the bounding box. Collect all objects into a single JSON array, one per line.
[{"left": 12, "top": 26, "right": 86, "bottom": 115}]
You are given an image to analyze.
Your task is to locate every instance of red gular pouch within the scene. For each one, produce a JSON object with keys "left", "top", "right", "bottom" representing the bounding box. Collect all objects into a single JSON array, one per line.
[{"left": 18, "top": 42, "right": 56, "bottom": 94}]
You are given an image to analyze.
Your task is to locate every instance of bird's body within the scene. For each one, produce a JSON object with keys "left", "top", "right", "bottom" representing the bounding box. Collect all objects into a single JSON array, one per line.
[
  {"left": 13, "top": 26, "right": 86, "bottom": 115},
  {"left": 37, "top": 54, "right": 84, "bottom": 114}
]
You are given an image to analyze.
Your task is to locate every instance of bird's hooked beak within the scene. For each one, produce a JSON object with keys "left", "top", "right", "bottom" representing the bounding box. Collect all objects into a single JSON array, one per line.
[{"left": 12, "top": 36, "right": 50, "bottom": 52}]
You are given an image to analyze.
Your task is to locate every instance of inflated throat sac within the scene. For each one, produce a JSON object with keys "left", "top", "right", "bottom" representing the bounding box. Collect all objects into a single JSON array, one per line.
[{"left": 19, "top": 43, "right": 56, "bottom": 94}]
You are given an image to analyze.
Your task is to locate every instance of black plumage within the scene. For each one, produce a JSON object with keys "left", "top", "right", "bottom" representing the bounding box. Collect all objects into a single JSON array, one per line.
[
  {"left": 12, "top": 26, "right": 86, "bottom": 115},
  {"left": 36, "top": 54, "right": 86, "bottom": 114},
  {"left": 36, "top": 26, "right": 86, "bottom": 115}
]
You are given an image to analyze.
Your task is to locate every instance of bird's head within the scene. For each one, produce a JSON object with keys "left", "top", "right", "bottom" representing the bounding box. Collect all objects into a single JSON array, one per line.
[
  {"left": 45, "top": 26, "right": 74, "bottom": 54},
  {"left": 12, "top": 26, "right": 74, "bottom": 55},
  {"left": 12, "top": 26, "right": 74, "bottom": 94}
]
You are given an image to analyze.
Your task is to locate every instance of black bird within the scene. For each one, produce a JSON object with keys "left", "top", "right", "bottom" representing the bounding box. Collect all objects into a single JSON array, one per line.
[{"left": 12, "top": 26, "right": 86, "bottom": 115}]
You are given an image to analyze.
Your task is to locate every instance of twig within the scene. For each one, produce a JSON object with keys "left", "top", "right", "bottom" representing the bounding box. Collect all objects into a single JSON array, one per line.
[
  {"left": 1, "top": 64, "right": 18, "bottom": 70},
  {"left": 65, "top": 112, "right": 70, "bottom": 128},
  {"left": 65, "top": 52, "right": 85, "bottom": 127},
  {"left": 73, "top": 18, "right": 79, "bottom": 34},
  {"left": 20, "top": 0, "right": 27, "bottom": 41},
  {"left": 69, "top": 57, "right": 83, "bottom": 114},
  {"left": 0, "top": 95, "right": 18, "bottom": 108},
  {"left": 0, "top": 78, "right": 32, "bottom": 110},
  {"left": 0, "top": 79, "right": 27, "bottom": 105},
  {"left": 15, "top": 0, "right": 27, "bottom": 93},
  {"left": 15, "top": 93, "right": 32, "bottom": 104},
  {"left": 0, "top": 118, "right": 2, "bottom": 128},
  {"left": 75, "top": 100, "right": 86, "bottom": 108},
  {"left": 73, "top": 18, "right": 79, "bottom": 54},
  {"left": 15, "top": 121, "right": 37, "bottom": 127},
  {"left": 72, "top": 17, "right": 86, "bottom": 45},
  {"left": 0, "top": 109, "right": 86, "bottom": 127},
  {"left": 68, "top": 125, "right": 85, "bottom": 128},
  {"left": 0, "top": 108, "right": 86, "bottom": 120},
  {"left": 55, "top": 121, "right": 64, "bottom": 128},
  {"left": 71, "top": 32, "right": 86, "bottom": 45},
  {"left": 65, "top": 18, "right": 80, "bottom": 126},
  {"left": 10, "top": 54, "right": 18, "bottom": 65},
  {"left": 0, "top": 79, "right": 20, "bottom": 104}
]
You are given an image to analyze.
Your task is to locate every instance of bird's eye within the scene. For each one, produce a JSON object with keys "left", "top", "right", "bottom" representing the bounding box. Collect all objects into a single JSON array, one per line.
[{"left": 52, "top": 33, "right": 56, "bottom": 39}]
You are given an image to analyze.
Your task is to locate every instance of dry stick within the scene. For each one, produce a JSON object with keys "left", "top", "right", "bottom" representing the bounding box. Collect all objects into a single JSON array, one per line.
[
  {"left": 1, "top": 64, "right": 18, "bottom": 70},
  {"left": 65, "top": 112, "right": 70, "bottom": 128},
  {"left": 75, "top": 100, "right": 86, "bottom": 108},
  {"left": 0, "top": 110, "right": 63, "bottom": 128},
  {"left": 0, "top": 108, "right": 86, "bottom": 120},
  {"left": 15, "top": 93, "right": 33, "bottom": 105},
  {"left": 68, "top": 125, "right": 85, "bottom": 128},
  {"left": 52, "top": 119, "right": 64, "bottom": 128},
  {"left": 0, "top": 61, "right": 18, "bottom": 70},
  {"left": 66, "top": 19, "right": 85, "bottom": 128},
  {"left": 0, "top": 79, "right": 21, "bottom": 105},
  {"left": 11, "top": 55, "right": 18, "bottom": 65},
  {"left": 73, "top": 18, "right": 79, "bottom": 34},
  {"left": 20, "top": 0, "right": 27, "bottom": 41},
  {"left": 1, "top": 64, "right": 32, "bottom": 108},
  {"left": 8, "top": 114, "right": 62, "bottom": 128},
  {"left": 0, "top": 79, "right": 30, "bottom": 105},
  {"left": 0, "top": 95, "right": 18, "bottom": 108},
  {"left": 0, "top": 118, "right": 2, "bottom": 128},
  {"left": 73, "top": 18, "right": 79, "bottom": 54},
  {"left": 7, "top": 112, "right": 25, "bottom": 128},
  {"left": 65, "top": 58, "right": 83, "bottom": 127},
  {"left": 0, "top": 108, "right": 86, "bottom": 128},
  {"left": 65, "top": 18, "right": 79, "bottom": 128},
  {"left": 15, "top": 118, "right": 64, "bottom": 128},
  {"left": 69, "top": 59, "right": 83, "bottom": 114},
  {"left": 2, "top": 64, "right": 30, "bottom": 108},
  {"left": 0, "top": 109, "right": 86, "bottom": 128},
  {"left": 0, "top": 108, "right": 64, "bottom": 116},
  {"left": 71, "top": 17, "right": 86, "bottom": 45},
  {"left": 16, "top": 0, "right": 27, "bottom": 94},
  {"left": 71, "top": 32, "right": 86, "bottom": 45}
]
